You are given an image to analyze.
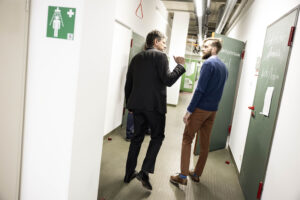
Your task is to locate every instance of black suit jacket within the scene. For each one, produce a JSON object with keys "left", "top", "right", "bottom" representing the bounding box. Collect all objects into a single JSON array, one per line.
[{"left": 125, "top": 48, "right": 186, "bottom": 114}]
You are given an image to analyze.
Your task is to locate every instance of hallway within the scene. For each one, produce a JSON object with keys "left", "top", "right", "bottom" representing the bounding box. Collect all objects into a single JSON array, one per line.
[
  {"left": 98, "top": 92, "right": 245, "bottom": 200},
  {"left": 2, "top": 0, "right": 300, "bottom": 199}
]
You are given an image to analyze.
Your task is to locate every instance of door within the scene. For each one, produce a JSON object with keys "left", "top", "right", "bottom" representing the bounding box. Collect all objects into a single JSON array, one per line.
[
  {"left": 0, "top": 0, "right": 30, "bottom": 199},
  {"left": 194, "top": 34, "right": 245, "bottom": 154},
  {"left": 239, "top": 7, "right": 299, "bottom": 200}
]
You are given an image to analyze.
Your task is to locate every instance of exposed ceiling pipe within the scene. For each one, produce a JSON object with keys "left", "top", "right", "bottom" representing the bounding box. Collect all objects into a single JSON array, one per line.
[
  {"left": 203, "top": 0, "right": 211, "bottom": 38},
  {"left": 225, "top": 0, "right": 254, "bottom": 33},
  {"left": 215, "top": 0, "right": 238, "bottom": 34},
  {"left": 194, "top": 0, "right": 205, "bottom": 41},
  {"left": 216, "top": 4, "right": 225, "bottom": 29},
  {"left": 206, "top": 0, "right": 211, "bottom": 11}
]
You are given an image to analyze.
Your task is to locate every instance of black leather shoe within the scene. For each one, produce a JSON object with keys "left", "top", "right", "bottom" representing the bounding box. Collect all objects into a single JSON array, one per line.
[
  {"left": 124, "top": 170, "right": 137, "bottom": 183},
  {"left": 136, "top": 171, "right": 152, "bottom": 190}
]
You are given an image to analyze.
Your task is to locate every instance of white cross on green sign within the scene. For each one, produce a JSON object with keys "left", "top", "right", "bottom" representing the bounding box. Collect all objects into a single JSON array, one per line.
[{"left": 46, "top": 6, "right": 76, "bottom": 40}]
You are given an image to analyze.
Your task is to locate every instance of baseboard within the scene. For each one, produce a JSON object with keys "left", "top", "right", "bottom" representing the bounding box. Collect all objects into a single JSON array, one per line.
[{"left": 103, "top": 125, "right": 123, "bottom": 140}]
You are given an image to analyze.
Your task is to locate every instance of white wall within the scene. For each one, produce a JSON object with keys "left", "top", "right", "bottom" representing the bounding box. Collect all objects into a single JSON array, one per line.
[
  {"left": 227, "top": 0, "right": 300, "bottom": 199},
  {"left": 104, "top": 0, "right": 172, "bottom": 134},
  {"left": 21, "top": 0, "right": 170, "bottom": 198},
  {"left": 167, "top": 12, "right": 190, "bottom": 105},
  {"left": 104, "top": 22, "right": 131, "bottom": 134},
  {"left": 0, "top": 0, "right": 29, "bottom": 199},
  {"left": 21, "top": 0, "right": 118, "bottom": 199},
  {"left": 115, "top": 0, "right": 170, "bottom": 38},
  {"left": 21, "top": 1, "right": 83, "bottom": 199},
  {"left": 68, "top": 0, "right": 117, "bottom": 199}
]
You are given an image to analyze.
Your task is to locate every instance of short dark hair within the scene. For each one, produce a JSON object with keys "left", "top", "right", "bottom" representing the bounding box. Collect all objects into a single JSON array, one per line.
[
  {"left": 203, "top": 38, "right": 222, "bottom": 53},
  {"left": 145, "top": 30, "right": 165, "bottom": 49}
]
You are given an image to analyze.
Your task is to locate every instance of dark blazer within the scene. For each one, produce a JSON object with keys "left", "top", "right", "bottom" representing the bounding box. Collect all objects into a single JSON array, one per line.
[{"left": 125, "top": 48, "right": 185, "bottom": 114}]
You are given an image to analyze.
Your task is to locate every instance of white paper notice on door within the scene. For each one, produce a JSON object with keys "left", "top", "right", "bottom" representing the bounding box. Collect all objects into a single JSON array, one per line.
[{"left": 260, "top": 87, "right": 274, "bottom": 116}]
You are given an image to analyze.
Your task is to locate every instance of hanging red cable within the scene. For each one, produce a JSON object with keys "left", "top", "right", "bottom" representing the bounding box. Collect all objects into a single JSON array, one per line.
[{"left": 135, "top": 0, "right": 143, "bottom": 19}]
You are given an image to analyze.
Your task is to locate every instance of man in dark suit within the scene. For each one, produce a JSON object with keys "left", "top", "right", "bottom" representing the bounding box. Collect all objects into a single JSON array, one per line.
[
  {"left": 170, "top": 38, "right": 228, "bottom": 186},
  {"left": 124, "top": 30, "right": 185, "bottom": 190}
]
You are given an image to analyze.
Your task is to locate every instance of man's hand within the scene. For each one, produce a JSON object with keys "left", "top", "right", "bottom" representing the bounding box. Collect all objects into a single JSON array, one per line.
[
  {"left": 183, "top": 112, "right": 191, "bottom": 125},
  {"left": 173, "top": 56, "right": 185, "bottom": 65}
]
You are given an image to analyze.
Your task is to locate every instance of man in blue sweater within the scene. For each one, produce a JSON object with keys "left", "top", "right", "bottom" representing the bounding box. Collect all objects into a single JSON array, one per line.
[{"left": 170, "top": 38, "right": 228, "bottom": 185}]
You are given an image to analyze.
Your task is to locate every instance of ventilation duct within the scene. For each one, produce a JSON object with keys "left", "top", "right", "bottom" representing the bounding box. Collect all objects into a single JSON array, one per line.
[
  {"left": 216, "top": 4, "right": 225, "bottom": 30},
  {"left": 194, "top": 0, "right": 209, "bottom": 40},
  {"left": 225, "top": 0, "right": 254, "bottom": 33},
  {"left": 215, "top": 0, "right": 238, "bottom": 34},
  {"left": 203, "top": 0, "right": 212, "bottom": 38}
]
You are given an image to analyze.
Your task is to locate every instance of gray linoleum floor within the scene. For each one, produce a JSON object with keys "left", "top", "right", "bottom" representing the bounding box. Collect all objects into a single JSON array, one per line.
[{"left": 98, "top": 92, "right": 245, "bottom": 200}]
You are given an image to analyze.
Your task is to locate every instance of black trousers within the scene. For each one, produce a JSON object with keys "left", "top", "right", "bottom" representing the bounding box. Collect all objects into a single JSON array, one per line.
[{"left": 125, "top": 110, "right": 166, "bottom": 175}]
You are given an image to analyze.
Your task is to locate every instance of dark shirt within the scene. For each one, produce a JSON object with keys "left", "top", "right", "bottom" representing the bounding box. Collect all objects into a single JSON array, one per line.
[{"left": 187, "top": 55, "right": 228, "bottom": 113}]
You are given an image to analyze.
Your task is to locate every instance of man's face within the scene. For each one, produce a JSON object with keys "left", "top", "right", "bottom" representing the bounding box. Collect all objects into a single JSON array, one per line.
[
  {"left": 201, "top": 40, "right": 213, "bottom": 59},
  {"left": 154, "top": 38, "right": 166, "bottom": 52}
]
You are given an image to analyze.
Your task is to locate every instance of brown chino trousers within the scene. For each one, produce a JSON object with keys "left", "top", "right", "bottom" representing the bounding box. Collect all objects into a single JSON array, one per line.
[{"left": 181, "top": 108, "right": 217, "bottom": 176}]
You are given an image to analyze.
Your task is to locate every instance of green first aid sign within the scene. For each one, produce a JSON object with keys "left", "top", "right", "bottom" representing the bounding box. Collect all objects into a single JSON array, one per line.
[{"left": 46, "top": 6, "right": 76, "bottom": 40}]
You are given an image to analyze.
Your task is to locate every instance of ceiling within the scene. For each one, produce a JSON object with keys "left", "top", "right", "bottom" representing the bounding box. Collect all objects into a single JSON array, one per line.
[{"left": 161, "top": 0, "right": 242, "bottom": 39}]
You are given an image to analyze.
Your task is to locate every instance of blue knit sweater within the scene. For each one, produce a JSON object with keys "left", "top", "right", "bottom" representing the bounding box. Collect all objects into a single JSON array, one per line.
[{"left": 187, "top": 56, "right": 228, "bottom": 113}]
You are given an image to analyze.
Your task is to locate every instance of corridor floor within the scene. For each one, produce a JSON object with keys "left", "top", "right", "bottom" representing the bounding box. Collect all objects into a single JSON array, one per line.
[{"left": 98, "top": 92, "right": 245, "bottom": 200}]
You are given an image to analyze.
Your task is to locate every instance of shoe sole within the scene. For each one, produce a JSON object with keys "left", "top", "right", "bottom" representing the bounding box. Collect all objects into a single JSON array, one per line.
[
  {"left": 169, "top": 179, "right": 179, "bottom": 186},
  {"left": 169, "top": 178, "right": 187, "bottom": 186}
]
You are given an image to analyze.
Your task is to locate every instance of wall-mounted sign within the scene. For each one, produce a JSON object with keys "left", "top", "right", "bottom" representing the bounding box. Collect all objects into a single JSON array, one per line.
[{"left": 46, "top": 6, "right": 76, "bottom": 40}]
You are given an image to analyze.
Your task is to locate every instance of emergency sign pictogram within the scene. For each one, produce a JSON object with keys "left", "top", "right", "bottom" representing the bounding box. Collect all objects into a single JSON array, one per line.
[{"left": 46, "top": 6, "right": 76, "bottom": 40}]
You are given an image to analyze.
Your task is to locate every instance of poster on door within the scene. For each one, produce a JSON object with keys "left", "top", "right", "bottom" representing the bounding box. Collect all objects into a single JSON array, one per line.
[{"left": 46, "top": 6, "right": 76, "bottom": 40}]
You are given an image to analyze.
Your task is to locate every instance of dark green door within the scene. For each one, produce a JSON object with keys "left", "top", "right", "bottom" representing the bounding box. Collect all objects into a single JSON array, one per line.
[
  {"left": 128, "top": 32, "right": 145, "bottom": 62},
  {"left": 194, "top": 34, "right": 245, "bottom": 154},
  {"left": 121, "top": 32, "right": 145, "bottom": 127},
  {"left": 239, "top": 7, "right": 299, "bottom": 200}
]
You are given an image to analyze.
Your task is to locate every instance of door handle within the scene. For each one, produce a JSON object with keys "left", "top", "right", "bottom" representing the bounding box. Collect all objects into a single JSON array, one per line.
[
  {"left": 248, "top": 106, "right": 256, "bottom": 118},
  {"left": 248, "top": 106, "right": 255, "bottom": 110}
]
